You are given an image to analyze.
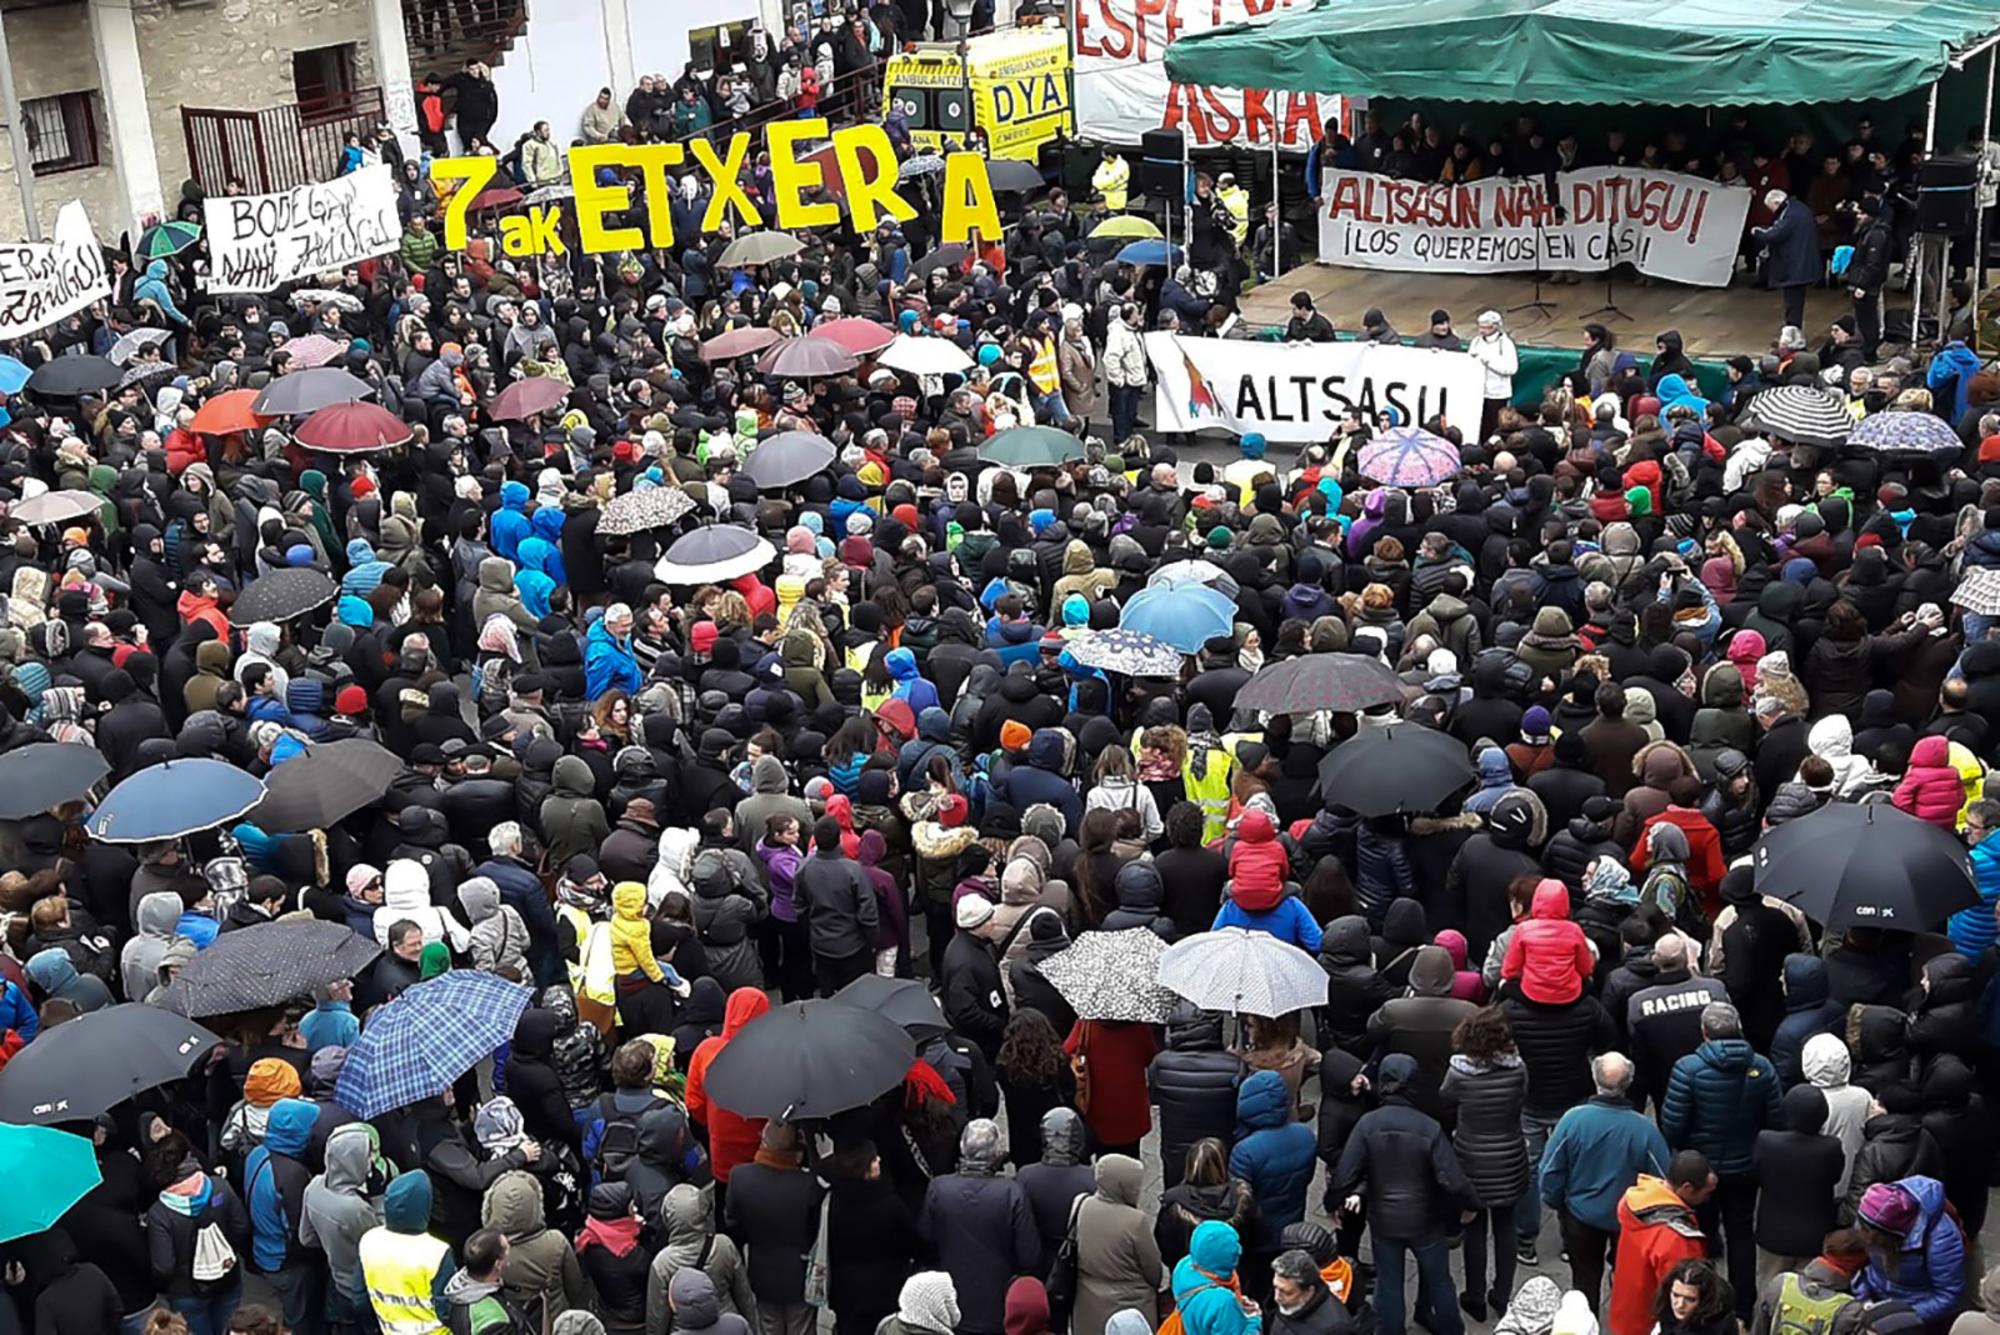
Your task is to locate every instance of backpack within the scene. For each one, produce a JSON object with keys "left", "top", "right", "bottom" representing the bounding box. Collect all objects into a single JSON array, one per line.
[
  {"left": 590, "top": 1092, "right": 655, "bottom": 1181},
  {"left": 1772, "top": 1273, "right": 1852, "bottom": 1335},
  {"left": 191, "top": 1217, "right": 239, "bottom": 1287}
]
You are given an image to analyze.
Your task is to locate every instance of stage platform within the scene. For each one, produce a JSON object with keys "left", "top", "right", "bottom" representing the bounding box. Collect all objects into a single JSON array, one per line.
[{"left": 1238, "top": 263, "right": 1858, "bottom": 359}]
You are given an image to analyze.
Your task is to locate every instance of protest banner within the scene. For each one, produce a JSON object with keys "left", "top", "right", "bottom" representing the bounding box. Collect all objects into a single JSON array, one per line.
[
  {"left": 1071, "top": 0, "right": 1335, "bottom": 151},
  {"left": 204, "top": 165, "right": 401, "bottom": 294},
  {"left": 1145, "top": 331, "right": 1485, "bottom": 443},
  {"left": 1315, "top": 166, "right": 1752, "bottom": 287},
  {"left": 0, "top": 201, "right": 111, "bottom": 341}
]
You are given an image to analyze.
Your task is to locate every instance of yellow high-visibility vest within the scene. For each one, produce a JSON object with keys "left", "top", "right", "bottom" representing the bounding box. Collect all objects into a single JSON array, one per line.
[{"left": 359, "top": 1225, "right": 452, "bottom": 1335}]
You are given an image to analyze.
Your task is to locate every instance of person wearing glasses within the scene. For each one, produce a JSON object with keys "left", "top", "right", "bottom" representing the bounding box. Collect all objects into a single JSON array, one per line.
[{"left": 1947, "top": 799, "right": 2000, "bottom": 955}]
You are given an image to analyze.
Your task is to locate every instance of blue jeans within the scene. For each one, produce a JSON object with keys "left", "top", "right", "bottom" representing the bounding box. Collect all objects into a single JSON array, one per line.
[
  {"left": 266, "top": 1260, "right": 322, "bottom": 1335},
  {"left": 172, "top": 1278, "right": 242, "bottom": 1335},
  {"left": 1032, "top": 385, "right": 1075, "bottom": 427},
  {"left": 1514, "top": 1111, "right": 1560, "bottom": 1246},
  {"left": 1110, "top": 384, "right": 1142, "bottom": 443},
  {"left": 1371, "top": 1233, "right": 1463, "bottom": 1335}
]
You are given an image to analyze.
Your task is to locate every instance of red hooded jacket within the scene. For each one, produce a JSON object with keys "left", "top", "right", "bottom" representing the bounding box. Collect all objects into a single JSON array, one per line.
[
  {"left": 1226, "top": 811, "right": 1289, "bottom": 911},
  {"left": 685, "top": 987, "right": 771, "bottom": 1181},
  {"left": 1499, "top": 879, "right": 1594, "bottom": 1004}
]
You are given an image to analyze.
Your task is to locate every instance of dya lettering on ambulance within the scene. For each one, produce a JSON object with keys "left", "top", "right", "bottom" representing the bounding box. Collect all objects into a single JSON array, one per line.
[{"left": 432, "top": 119, "right": 999, "bottom": 257}]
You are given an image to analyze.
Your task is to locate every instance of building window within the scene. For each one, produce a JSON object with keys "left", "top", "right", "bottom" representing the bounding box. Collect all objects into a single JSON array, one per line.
[
  {"left": 293, "top": 43, "right": 360, "bottom": 121},
  {"left": 21, "top": 92, "right": 100, "bottom": 177}
]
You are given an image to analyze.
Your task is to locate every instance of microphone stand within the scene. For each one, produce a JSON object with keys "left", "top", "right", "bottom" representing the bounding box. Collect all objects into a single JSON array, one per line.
[
  {"left": 1581, "top": 192, "right": 1633, "bottom": 322},
  {"left": 1508, "top": 216, "right": 1558, "bottom": 322}
]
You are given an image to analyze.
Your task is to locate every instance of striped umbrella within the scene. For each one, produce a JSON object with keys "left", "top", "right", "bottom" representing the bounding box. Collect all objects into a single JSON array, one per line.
[
  {"left": 1358, "top": 427, "right": 1460, "bottom": 487},
  {"left": 1742, "top": 385, "right": 1852, "bottom": 446},
  {"left": 1849, "top": 410, "right": 1962, "bottom": 456}
]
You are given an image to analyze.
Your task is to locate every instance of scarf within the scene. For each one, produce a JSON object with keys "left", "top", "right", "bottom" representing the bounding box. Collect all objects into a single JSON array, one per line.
[
  {"left": 577, "top": 1214, "right": 642, "bottom": 1257},
  {"left": 753, "top": 1147, "right": 802, "bottom": 1171}
]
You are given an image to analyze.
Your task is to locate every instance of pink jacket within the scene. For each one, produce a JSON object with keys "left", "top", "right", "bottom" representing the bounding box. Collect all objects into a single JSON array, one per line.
[{"left": 1893, "top": 736, "right": 1963, "bottom": 830}]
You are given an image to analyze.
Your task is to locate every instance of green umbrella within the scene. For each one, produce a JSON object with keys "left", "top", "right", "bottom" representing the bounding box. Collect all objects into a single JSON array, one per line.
[
  {"left": 135, "top": 220, "right": 201, "bottom": 261},
  {"left": 0, "top": 1124, "right": 101, "bottom": 1243},
  {"left": 980, "top": 425, "right": 1085, "bottom": 468}
]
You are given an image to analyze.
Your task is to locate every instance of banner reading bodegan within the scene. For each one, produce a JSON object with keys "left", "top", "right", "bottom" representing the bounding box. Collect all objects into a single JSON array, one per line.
[{"left": 1315, "top": 166, "right": 1752, "bottom": 288}]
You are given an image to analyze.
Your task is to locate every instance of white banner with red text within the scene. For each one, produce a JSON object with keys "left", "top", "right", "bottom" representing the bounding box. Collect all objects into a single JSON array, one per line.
[
  {"left": 1314, "top": 166, "right": 1752, "bottom": 287},
  {"left": 1071, "top": 0, "right": 1338, "bottom": 152},
  {"left": 0, "top": 201, "right": 111, "bottom": 340},
  {"left": 1144, "top": 331, "right": 1485, "bottom": 443}
]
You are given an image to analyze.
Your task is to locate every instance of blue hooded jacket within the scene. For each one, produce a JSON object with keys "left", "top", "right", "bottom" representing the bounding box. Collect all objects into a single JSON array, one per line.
[
  {"left": 1002, "top": 728, "right": 1081, "bottom": 832},
  {"left": 1172, "top": 1221, "right": 1259, "bottom": 1335},
  {"left": 528, "top": 508, "right": 569, "bottom": 585},
  {"left": 135, "top": 260, "right": 189, "bottom": 326},
  {"left": 490, "top": 482, "right": 532, "bottom": 563},
  {"left": 1928, "top": 340, "right": 1983, "bottom": 425},
  {"left": 886, "top": 648, "right": 940, "bottom": 712},
  {"left": 584, "top": 615, "right": 642, "bottom": 701},
  {"left": 0, "top": 976, "right": 38, "bottom": 1040},
  {"left": 1854, "top": 1176, "right": 1965, "bottom": 1321},
  {"left": 245, "top": 1097, "right": 316, "bottom": 1271},
  {"left": 1227, "top": 1070, "right": 1315, "bottom": 1244},
  {"left": 336, "top": 595, "right": 374, "bottom": 630},
  {"left": 341, "top": 538, "right": 391, "bottom": 598},
  {"left": 1462, "top": 746, "right": 1514, "bottom": 815}
]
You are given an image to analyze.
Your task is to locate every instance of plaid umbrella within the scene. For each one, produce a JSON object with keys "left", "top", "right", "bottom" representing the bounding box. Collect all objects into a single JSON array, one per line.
[
  {"left": 1359, "top": 427, "right": 1460, "bottom": 487},
  {"left": 1038, "top": 929, "right": 1176, "bottom": 1022},
  {"left": 597, "top": 485, "right": 695, "bottom": 537},
  {"left": 1742, "top": 385, "right": 1852, "bottom": 446},
  {"left": 283, "top": 334, "right": 346, "bottom": 370},
  {"left": 1159, "top": 928, "right": 1328, "bottom": 1018},
  {"left": 1064, "top": 627, "right": 1186, "bottom": 676},
  {"left": 135, "top": 220, "right": 201, "bottom": 261},
  {"left": 155, "top": 918, "right": 382, "bottom": 1017},
  {"left": 1234, "top": 653, "right": 1404, "bottom": 716},
  {"left": 718, "top": 231, "right": 804, "bottom": 268},
  {"left": 1850, "top": 410, "right": 1963, "bottom": 456},
  {"left": 335, "top": 971, "right": 531, "bottom": 1118},
  {"left": 1953, "top": 567, "right": 2000, "bottom": 617}
]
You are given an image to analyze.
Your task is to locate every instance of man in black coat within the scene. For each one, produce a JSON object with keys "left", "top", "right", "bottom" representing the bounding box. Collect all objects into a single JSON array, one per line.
[
  {"left": 1149, "top": 1003, "right": 1247, "bottom": 1188},
  {"left": 501, "top": 1007, "right": 585, "bottom": 1161},
  {"left": 1751, "top": 189, "right": 1821, "bottom": 329},
  {"left": 726, "top": 1122, "right": 825, "bottom": 1335},
  {"left": 1318, "top": 915, "right": 1393, "bottom": 1060},
  {"left": 1718, "top": 866, "right": 1796, "bottom": 1053},
  {"left": 918, "top": 1119, "right": 1040, "bottom": 1335},
  {"left": 939, "top": 896, "right": 1009, "bottom": 1062},
  {"left": 1626, "top": 934, "right": 1728, "bottom": 1114},
  {"left": 1445, "top": 789, "right": 1546, "bottom": 960},
  {"left": 1270, "top": 1247, "right": 1356, "bottom": 1335},
  {"left": 1330, "top": 1054, "right": 1475, "bottom": 1335},
  {"left": 1503, "top": 985, "right": 1617, "bottom": 1265},
  {"left": 1769, "top": 954, "right": 1846, "bottom": 1088},
  {"left": 795, "top": 819, "right": 881, "bottom": 996},
  {"left": 1365, "top": 947, "right": 1478, "bottom": 1122},
  {"left": 1751, "top": 697, "right": 1813, "bottom": 818},
  {"left": 1750, "top": 1084, "right": 1845, "bottom": 1272},
  {"left": 1845, "top": 195, "right": 1896, "bottom": 358}
]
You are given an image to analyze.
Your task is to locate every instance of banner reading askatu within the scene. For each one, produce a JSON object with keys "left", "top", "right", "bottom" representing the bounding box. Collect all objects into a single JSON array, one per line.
[
  {"left": 1315, "top": 166, "right": 1752, "bottom": 287},
  {"left": 1145, "top": 332, "right": 1485, "bottom": 443},
  {"left": 1072, "top": 0, "right": 1336, "bottom": 152}
]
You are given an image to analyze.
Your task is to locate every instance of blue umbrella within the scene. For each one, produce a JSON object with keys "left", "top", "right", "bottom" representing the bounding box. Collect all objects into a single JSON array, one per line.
[
  {"left": 0, "top": 1125, "right": 100, "bottom": 1242},
  {"left": 1119, "top": 581, "right": 1237, "bottom": 652},
  {"left": 0, "top": 356, "right": 28, "bottom": 396},
  {"left": 85, "top": 757, "right": 265, "bottom": 843},
  {"left": 1115, "top": 240, "right": 1184, "bottom": 267},
  {"left": 1358, "top": 427, "right": 1461, "bottom": 487},
  {"left": 1849, "top": 410, "right": 1962, "bottom": 456},
  {"left": 336, "top": 971, "right": 531, "bottom": 1118}
]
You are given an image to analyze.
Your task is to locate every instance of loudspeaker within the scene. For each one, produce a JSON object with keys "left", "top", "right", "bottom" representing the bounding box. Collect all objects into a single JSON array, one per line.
[
  {"left": 1061, "top": 138, "right": 1103, "bottom": 194},
  {"left": 1918, "top": 154, "right": 1978, "bottom": 235},
  {"left": 1140, "top": 127, "right": 1185, "bottom": 200}
]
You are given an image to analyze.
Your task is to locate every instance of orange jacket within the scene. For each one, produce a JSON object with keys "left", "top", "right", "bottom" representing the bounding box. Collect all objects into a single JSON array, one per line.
[{"left": 1608, "top": 1176, "right": 1706, "bottom": 1335}]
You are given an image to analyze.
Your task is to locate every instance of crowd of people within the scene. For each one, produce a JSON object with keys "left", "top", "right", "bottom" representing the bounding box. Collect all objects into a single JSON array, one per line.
[{"left": 10, "top": 31, "right": 2000, "bottom": 1335}]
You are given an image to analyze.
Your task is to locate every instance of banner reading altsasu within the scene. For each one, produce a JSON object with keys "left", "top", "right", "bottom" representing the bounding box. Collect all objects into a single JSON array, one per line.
[
  {"left": 1315, "top": 166, "right": 1752, "bottom": 287},
  {"left": 1145, "top": 331, "right": 1486, "bottom": 442}
]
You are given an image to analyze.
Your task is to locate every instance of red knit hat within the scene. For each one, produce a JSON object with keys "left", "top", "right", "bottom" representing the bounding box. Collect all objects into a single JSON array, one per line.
[
  {"left": 335, "top": 685, "right": 368, "bottom": 716},
  {"left": 689, "top": 621, "right": 719, "bottom": 652},
  {"left": 938, "top": 794, "right": 970, "bottom": 828}
]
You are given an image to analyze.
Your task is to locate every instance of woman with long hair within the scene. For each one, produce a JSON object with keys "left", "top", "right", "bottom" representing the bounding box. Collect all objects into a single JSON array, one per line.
[
  {"left": 994, "top": 1009, "right": 1075, "bottom": 1166},
  {"left": 1652, "top": 1259, "right": 1737, "bottom": 1335},
  {"left": 825, "top": 716, "right": 877, "bottom": 799},
  {"left": 1071, "top": 809, "right": 1122, "bottom": 931},
  {"left": 1086, "top": 745, "right": 1164, "bottom": 844},
  {"left": 1439, "top": 1004, "right": 1529, "bottom": 1322},
  {"left": 592, "top": 690, "right": 634, "bottom": 748},
  {"left": 1154, "top": 1137, "right": 1258, "bottom": 1270}
]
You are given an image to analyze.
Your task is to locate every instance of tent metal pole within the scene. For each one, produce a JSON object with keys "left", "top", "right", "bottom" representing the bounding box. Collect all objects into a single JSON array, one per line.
[
  {"left": 1272, "top": 120, "right": 1282, "bottom": 277},
  {"left": 1980, "top": 49, "right": 1997, "bottom": 311},
  {"left": 1916, "top": 80, "right": 1941, "bottom": 348}
]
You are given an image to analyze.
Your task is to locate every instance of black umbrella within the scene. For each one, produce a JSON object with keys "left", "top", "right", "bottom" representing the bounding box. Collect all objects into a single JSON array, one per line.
[
  {"left": 254, "top": 739, "right": 405, "bottom": 832},
  {"left": 703, "top": 1000, "right": 915, "bottom": 1120},
  {"left": 911, "top": 243, "right": 969, "bottom": 278},
  {"left": 832, "top": 974, "right": 949, "bottom": 1040},
  {"left": 744, "top": 430, "right": 836, "bottom": 489},
  {"left": 985, "top": 159, "right": 1046, "bottom": 193},
  {"left": 155, "top": 919, "right": 382, "bottom": 1018},
  {"left": 0, "top": 743, "right": 107, "bottom": 818},
  {"left": 25, "top": 356, "right": 121, "bottom": 398},
  {"left": 1753, "top": 802, "right": 1977, "bottom": 931},
  {"left": 1235, "top": 654, "right": 1405, "bottom": 716},
  {"left": 226, "top": 566, "right": 338, "bottom": 626},
  {"left": 251, "top": 367, "right": 373, "bottom": 417},
  {"left": 1315, "top": 723, "right": 1476, "bottom": 817},
  {"left": 0, "top": 1005, "right": 218, "bottom": 1124}
]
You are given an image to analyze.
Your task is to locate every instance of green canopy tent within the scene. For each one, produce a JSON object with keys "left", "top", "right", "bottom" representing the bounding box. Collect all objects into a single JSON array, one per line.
[{"left": 1161, "top": 0, "right": 2000, "bottom": 108}]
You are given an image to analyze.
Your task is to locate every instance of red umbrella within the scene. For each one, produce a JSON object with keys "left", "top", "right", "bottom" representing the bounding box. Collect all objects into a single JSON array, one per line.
[
  {"left": 467, "top": 184, "right": 523, "bottom": 212},
  {"left": 700, "top": 326, "right": 782, "bottom": 363},
  {"left": 808, "top": 318, "right": 896, "bottom": 357},
  {"left": 757, "top": 337, "right": 858, "bottom": 379},
  {"left": 295, "top": 402, "right": 413, "bottom": 453},
  {"left": 487, "top": 377, "right": 570, "bottom": 422},
  {"left": 187, "top": 389, "right": 273, "bottom": 436}
]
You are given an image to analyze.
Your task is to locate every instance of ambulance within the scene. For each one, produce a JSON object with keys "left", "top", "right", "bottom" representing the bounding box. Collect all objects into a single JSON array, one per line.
[{"left": 883, "top": 26, "right": 1074, "bottom": 161}]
